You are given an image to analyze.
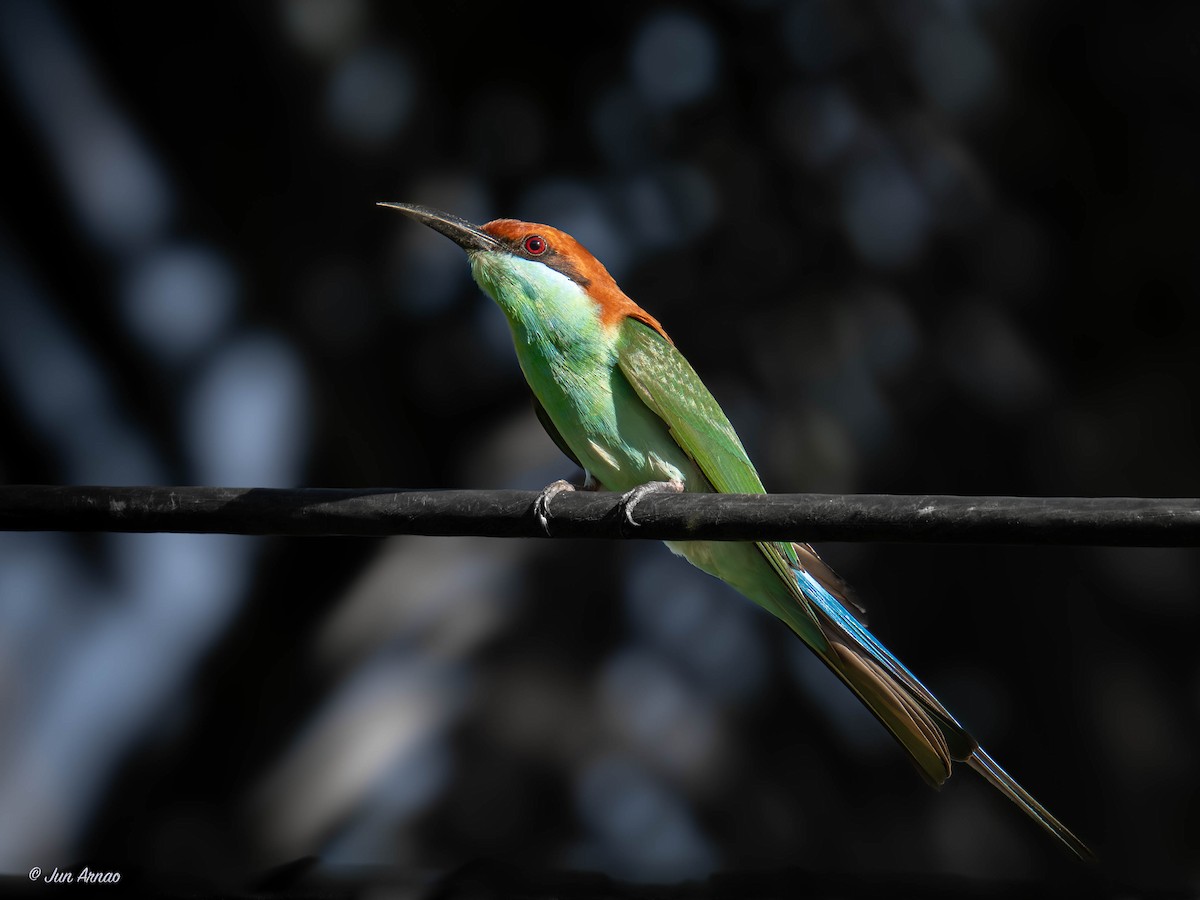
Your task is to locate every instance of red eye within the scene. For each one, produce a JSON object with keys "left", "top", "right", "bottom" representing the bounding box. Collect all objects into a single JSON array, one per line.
[{"left": 524, "top": 235, "right": 547, "bottom": 255}]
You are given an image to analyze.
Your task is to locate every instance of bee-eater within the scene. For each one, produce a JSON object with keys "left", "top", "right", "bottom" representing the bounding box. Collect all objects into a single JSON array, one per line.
[{"left": 381, "top": 202, "right": 1092, "bottom": 860}]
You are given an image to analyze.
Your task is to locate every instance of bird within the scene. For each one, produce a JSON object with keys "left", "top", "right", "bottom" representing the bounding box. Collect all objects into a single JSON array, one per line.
[{"left": 380, "top": 201, "right": 1093, "bottom": 861}]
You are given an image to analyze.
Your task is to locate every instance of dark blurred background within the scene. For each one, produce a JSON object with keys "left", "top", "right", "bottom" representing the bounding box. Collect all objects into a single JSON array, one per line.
[{"left": 0, "top": 0, "right": 1197, "bottom": 895}]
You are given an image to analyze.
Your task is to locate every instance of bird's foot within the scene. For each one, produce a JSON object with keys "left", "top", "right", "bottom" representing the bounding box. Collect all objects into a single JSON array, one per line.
[
  {"left": 618, "top": 479, "right": 684, "bottom": 531},
  {"left": 534, "top": 480, "right": 575, "bottom": 535},
  {"left": 534, "top": 474, "right": 599, "bottom": 536}
]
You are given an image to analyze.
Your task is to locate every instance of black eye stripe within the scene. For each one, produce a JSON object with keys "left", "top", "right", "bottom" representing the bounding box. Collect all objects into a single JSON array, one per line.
[
  {"left": 545, "top": 254, "right": 590, "bottom": 287},
  {"left": 505, "top": 235, "right": 591, "bottom": 287}
]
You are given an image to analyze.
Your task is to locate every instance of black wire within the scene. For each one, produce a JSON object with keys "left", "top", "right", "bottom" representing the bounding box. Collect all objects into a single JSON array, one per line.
[{"left": 2, "top": 485, "right": 1199, "bottom": 545}]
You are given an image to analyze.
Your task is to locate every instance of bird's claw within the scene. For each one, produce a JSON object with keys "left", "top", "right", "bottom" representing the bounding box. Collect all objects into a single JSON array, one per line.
[
  {"left": 534, "top": 479, "right": 577, "bottom": 536},
  {"left": 618, "top": 479, "right": 684, "bottom": 530}
]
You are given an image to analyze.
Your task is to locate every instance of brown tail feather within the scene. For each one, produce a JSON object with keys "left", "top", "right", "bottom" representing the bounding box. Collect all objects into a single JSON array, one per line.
[{"left": 825, "top": 637, "right": 954, "bottom": 787}]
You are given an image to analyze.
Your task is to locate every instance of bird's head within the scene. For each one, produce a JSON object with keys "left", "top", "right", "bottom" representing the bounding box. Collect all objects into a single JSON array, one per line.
[{"left": 380, "top": 202, "right": 668, "bottom": 338}]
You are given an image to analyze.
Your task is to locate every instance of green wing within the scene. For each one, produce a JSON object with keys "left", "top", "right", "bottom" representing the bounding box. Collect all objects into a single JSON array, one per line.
[
  {"left": 614, "top": 319, "right": 824, "bottom": 634},
  {"left": 614, "top": 322, "right": 867, "bottom": 617},
  {"left": 615, "top": 319, "right": 766, "bottom": 496}
]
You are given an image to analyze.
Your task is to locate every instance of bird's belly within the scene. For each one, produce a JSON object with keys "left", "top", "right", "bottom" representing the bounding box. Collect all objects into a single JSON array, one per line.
[
  {"left": 522, "top": 349, "right": 706, "bottom": 493},
  {"left": 576, "top": 425, "right": 701, "bottom": 492},
  {"left": 571, "top": 396, "right": 704, "bottom": 492}
]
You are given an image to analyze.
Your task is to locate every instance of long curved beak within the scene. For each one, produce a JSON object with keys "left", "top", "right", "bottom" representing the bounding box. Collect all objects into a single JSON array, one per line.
[{"left": 377, "top": 202, "right": 501, "bottom": 252}]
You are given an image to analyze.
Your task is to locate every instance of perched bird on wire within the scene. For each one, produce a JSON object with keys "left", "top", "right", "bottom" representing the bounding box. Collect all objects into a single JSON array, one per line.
[{"left": 382, "top": 202, "right": 1092, "bottom": 861}]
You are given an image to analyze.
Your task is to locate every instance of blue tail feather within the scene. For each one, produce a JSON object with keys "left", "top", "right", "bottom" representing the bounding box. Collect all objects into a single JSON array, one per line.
[{"left": 792, "top": 567, "right": 975, "bottom": 759}]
